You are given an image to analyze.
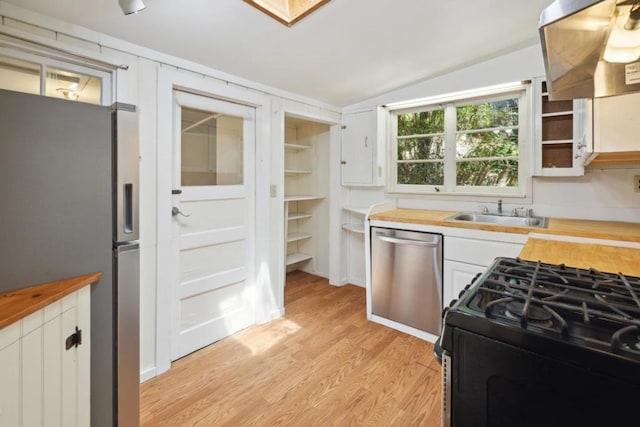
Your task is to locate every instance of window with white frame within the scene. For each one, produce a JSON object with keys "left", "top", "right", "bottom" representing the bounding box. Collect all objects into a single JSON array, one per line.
[
  {"left": 0, "top": 48, "right": 111, "bottom": 105},
  {"left": 388, "top": 83, "right": 530, "bottom": 197}
]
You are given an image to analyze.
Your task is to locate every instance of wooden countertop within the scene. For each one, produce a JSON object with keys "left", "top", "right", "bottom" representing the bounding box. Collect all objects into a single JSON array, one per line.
[
  {"left": 0, "top": 272, "right": 101, "bottom": 330},
  {"left": 519, "top": 238, "right": 640, "bottom": 276},
  {"left": 369, "top": 209, "right": 640, "bottom": 242}
]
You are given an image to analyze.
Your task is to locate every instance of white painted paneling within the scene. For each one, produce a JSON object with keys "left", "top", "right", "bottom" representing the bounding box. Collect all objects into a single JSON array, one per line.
[
  {"left": 0, "top": 287, "right": 90, "bottom": 427},
  {"left": 0, "top": 339, "right": 20, "bottom": 426},
  {"left": 533, "top": 168, "right": 640, "bottom": 222},
  {"left": 76, "top": 287, "right": 90, "bottom": 426},
  {"left": 22, "top": 309, "right": 43, "bottom": 335},
  {"left": 61, "top": 305, "right": 77, "bottom": 427},
  {"left": 3, "top": 16, "right": 56, "bottom": 39},
  {"left": 22, "top": 327, "right": 43, "bottom": 426},
  {"left": 137, "top": 56, "right": 159, "bottom": 380},
  {"left": 43, "top": 315, "right": 63, "bottom": 427}
]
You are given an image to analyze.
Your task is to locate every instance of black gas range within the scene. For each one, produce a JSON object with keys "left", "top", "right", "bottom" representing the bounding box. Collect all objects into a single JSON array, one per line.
[{"left": 438, "top": 257, "right": 640, "bottom": 427}]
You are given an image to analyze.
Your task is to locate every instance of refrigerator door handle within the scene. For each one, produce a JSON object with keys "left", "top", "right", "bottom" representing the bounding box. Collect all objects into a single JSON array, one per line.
[
  {"left": 123, "top": 183, "right": 134, "bottom": 233},
  {"left": 113, "top": 103, "right": 139, "bottom": 242}
]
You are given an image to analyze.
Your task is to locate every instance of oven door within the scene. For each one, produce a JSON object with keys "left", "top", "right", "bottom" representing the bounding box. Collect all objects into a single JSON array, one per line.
[{"left": 446, "top": 328, "right": 639, "bottom": 427}]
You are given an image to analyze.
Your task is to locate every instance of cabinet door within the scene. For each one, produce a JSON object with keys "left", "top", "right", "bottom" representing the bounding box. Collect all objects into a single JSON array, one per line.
[
  {"left": 443, "top": 260, "right": 486, "bottom": 307},
  {"left": 594, "top": 92, "right": 640, "bottom": 152},
  {"left": 341, "top": 110, "right": 376, "bottom": 185},
  {"left": 534, "top": 78, "right": 591, "bottom": 177}
]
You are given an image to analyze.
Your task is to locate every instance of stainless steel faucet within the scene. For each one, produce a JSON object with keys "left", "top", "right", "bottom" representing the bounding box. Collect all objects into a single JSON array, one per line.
[{"left": 497, "top": 199, "right": 502, "bottom": 214}]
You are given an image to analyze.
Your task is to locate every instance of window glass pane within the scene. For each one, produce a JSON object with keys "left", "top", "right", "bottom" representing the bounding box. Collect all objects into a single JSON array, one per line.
[
  {"left": 397, "top": 109, "right": 444, "bottom": 136},
  {"left": 398, "top": 162, "right": 444, "bottom": 185},
  {"left": 456, "top": 129, "right": 519, "bottom": 159},
  {"left": 181, "top": 107, "right": 243, "bottom": 186},
  {"left": 398, "top": 136, "right": 445, "bottom": 161},
  {"left": 45, "top": 67, "right": 102, "bottom": 104},
  {"left": 457, "top": 98, "right": 519, "bottom": 131},
  {"left": 457, "top": 159, "right": 518, "bottom": 187},
  {"left": 0, "top": 55, "right": 40, "bottom": 95}
]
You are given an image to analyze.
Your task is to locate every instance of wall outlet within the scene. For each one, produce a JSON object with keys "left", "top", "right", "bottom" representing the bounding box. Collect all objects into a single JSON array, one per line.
[
  {"left": 270, "top": 184, "right": 277, "bottom": 198},
  {"left": 635, "top": 175, "right": 640, "bottom": 193}
]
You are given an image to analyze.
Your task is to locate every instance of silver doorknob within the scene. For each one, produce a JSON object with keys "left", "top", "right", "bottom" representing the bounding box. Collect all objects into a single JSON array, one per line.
[{"left": 172, "top": 207, "right": 190, "bottom": 217}]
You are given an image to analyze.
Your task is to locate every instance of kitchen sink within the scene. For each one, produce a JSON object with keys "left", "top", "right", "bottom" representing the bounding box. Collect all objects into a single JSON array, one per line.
[{"left": 446, "top": 212, "right": 548, "bottom": 228}]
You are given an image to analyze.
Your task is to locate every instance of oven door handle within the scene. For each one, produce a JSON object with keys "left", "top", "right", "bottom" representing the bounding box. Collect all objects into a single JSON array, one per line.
[{"left": 376, "top": 235, "right": 439, "bottom": 247}]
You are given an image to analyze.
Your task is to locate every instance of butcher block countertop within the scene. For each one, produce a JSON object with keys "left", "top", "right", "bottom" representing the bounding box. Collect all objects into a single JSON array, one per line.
[
  {"left": 0, "top": 272, "right": 101, "bottom": 330},
  {"left": 369, "top": 209, "right": 640, "bottom": 243},
  {"left": 519, "top": 238, "right": 640, "bottom": 277}
]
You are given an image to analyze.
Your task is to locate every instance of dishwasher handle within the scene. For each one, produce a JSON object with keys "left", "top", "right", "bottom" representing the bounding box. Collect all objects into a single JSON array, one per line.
[{"left": 376, "top": 234, "right": 440, "bottom": 247}]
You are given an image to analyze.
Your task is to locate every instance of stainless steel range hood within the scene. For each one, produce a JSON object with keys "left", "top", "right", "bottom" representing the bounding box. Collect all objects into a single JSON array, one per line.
[{"left": 540, "top": 0, "right": 640, "bottom": 99}]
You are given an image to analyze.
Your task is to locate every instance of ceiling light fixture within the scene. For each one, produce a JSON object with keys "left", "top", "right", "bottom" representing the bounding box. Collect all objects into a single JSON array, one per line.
[
  {"left": 57, "top": 88, "right": 79, "bottom": 101},
  {"left": 119, "top": 0, "right": 146, "bottom": 15}
]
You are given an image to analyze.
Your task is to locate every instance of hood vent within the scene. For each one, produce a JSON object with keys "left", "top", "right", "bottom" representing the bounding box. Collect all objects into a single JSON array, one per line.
[{"left": 540, "top": 0, "right": 640, "bottom": 99}]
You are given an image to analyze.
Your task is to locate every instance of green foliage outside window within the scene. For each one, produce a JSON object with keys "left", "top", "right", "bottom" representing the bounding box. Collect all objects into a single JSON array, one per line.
[{"left": 396, "top": 97, "right": 520, "bottom": 189}]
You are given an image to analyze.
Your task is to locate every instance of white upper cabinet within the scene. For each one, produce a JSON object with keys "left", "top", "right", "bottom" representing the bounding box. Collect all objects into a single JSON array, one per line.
[
  {"left": 532, "top": 77, "right": 592, "bottom": 177},
  {"left": 593, "top": 93, "right": 640, "bottom": 153},
  {"left": 341, "top": 107, "right": 385, "bottom": 186}
]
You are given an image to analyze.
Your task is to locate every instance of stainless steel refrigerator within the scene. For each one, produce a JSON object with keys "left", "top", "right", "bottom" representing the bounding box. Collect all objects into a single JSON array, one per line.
[{"left": 0, "top": 89, "right": 140, "bottom": 427}]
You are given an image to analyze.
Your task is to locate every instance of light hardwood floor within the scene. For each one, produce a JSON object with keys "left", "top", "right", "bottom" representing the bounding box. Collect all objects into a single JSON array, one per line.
[{"left": 140, "top": 271, "right": 442, "bottom": 426}]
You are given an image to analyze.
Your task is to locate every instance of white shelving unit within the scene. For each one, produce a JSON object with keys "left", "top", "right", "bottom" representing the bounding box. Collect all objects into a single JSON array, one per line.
[
  {"left": 284, "top": 115, "right": 330, "bottom": 274},
  {"left": 342, "top": 206, "right": 369, "bottom": 235},
  {"left": 533, "top": 77, "right": 591, "bottom": 177}
]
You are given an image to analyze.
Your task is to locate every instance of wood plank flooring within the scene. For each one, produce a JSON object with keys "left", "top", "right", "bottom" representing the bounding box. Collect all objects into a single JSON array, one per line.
[{"left": 140, "top": 271, "right": 442, "bottom": 426}]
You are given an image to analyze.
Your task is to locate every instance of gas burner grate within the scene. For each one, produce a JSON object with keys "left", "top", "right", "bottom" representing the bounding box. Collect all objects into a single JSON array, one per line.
[{"left": 469, "top": 258, "right": 640, "bottom": 358}]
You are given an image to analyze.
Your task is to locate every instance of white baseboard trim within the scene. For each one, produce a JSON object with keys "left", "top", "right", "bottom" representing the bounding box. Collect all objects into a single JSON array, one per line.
[
  {"left": 140, "top": 366, "right": 157, "bottom": 383},
  {"left": 268, "top": 308, "right": 285, "bottom": 321}
]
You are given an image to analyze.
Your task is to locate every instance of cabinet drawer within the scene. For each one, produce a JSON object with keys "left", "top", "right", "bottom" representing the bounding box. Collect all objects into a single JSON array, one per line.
[{"left": 444, "top": 236, "right": 523, "bottom": 266}]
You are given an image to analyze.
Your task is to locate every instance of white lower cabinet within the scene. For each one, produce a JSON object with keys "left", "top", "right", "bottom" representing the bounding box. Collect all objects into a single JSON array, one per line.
[
  {"left": 443, "top": 235, "right": 524, "bottom": 306},
  {"left": 0, "top": 286, "right": 90, "bottom": 427},
  {"left": 443, "top": 260, "right": 487, "bottom": 306}
]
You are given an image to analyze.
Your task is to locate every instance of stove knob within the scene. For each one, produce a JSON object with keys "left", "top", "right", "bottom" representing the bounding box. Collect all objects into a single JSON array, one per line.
[
  {"left": 458, "top": 284, "right": 472, "bottom": 298},
  {"left": 471, "top": 272, "right": 482, "bottom": 284},
  {"left": 449, "top": 299, "right": 458, "bottom": 308},
  {"left": 441, "top": 306, "right": 449, "bottom": 319}
]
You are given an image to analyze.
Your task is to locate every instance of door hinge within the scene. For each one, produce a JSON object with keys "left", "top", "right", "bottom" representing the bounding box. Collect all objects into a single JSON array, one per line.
[{"left": 65, "top": 326, "right": 82, "bottom": 350}]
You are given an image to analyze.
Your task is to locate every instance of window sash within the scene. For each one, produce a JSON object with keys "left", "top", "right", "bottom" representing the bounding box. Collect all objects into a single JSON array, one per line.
[{"left": 388, "top": 85, "right": 529, "bottom": 196}]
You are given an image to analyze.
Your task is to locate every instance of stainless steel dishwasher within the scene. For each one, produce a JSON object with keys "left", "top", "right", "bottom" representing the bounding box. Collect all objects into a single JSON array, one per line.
[{"left": 371, "top": 226, "right": 443, "bottom": 335}]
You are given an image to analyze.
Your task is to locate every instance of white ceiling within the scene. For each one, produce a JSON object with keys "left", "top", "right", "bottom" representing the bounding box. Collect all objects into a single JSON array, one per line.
[{"left": 5, "top": 0, "right": 554, "bottom": 107}]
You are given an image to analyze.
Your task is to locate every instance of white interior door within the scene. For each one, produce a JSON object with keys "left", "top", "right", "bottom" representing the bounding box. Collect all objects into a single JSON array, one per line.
[{"left": 170, "top": 91, "right": 255, "bottom": 360}]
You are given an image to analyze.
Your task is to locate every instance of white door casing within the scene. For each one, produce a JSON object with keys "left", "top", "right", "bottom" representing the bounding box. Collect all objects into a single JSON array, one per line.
[{"left": 170, "top": 91, "right": 256, "bottom": 360}]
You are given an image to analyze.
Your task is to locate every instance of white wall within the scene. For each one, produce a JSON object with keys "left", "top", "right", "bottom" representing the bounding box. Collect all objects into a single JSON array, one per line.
[
  {"left": 0, "top": 3, "right": 341, "bottom": 381},
  {"left": 344, "top": 43, "right": 640, "bottom": 222},
  {"left": 342, "top": 44, "right": 640, "bottom": 285}
]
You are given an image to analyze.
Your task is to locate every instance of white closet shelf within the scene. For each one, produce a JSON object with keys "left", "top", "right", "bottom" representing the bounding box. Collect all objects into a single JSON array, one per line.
[
  {"left": 341, "top": 183, "right": 385, "bottom": 188},
  {"left": 285, "top": 169, "right": 312, "bottom": 175},
  {"left": 286, "top": 253, "right": 312, "bottom": 266},
  {"left": 541, "top": 111, "right": 573, "bottom": 118},
  {"left": 287, "top": 232, "right": 312, "bottom": 243},
  {"left": 284, "top": 143, "right": 312, "bottom": 151},
  {"left": 288, "top": 212, "right": 312, "bottom": 221},
  {"left": 284, "top": 195, "right": 325, "bottom": 202},
  {"left": 342, "top": 223, "right": 365, "bottom": 234},
  {"left": 343, "top": 206, "right": 369, "bottom": 215}
]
